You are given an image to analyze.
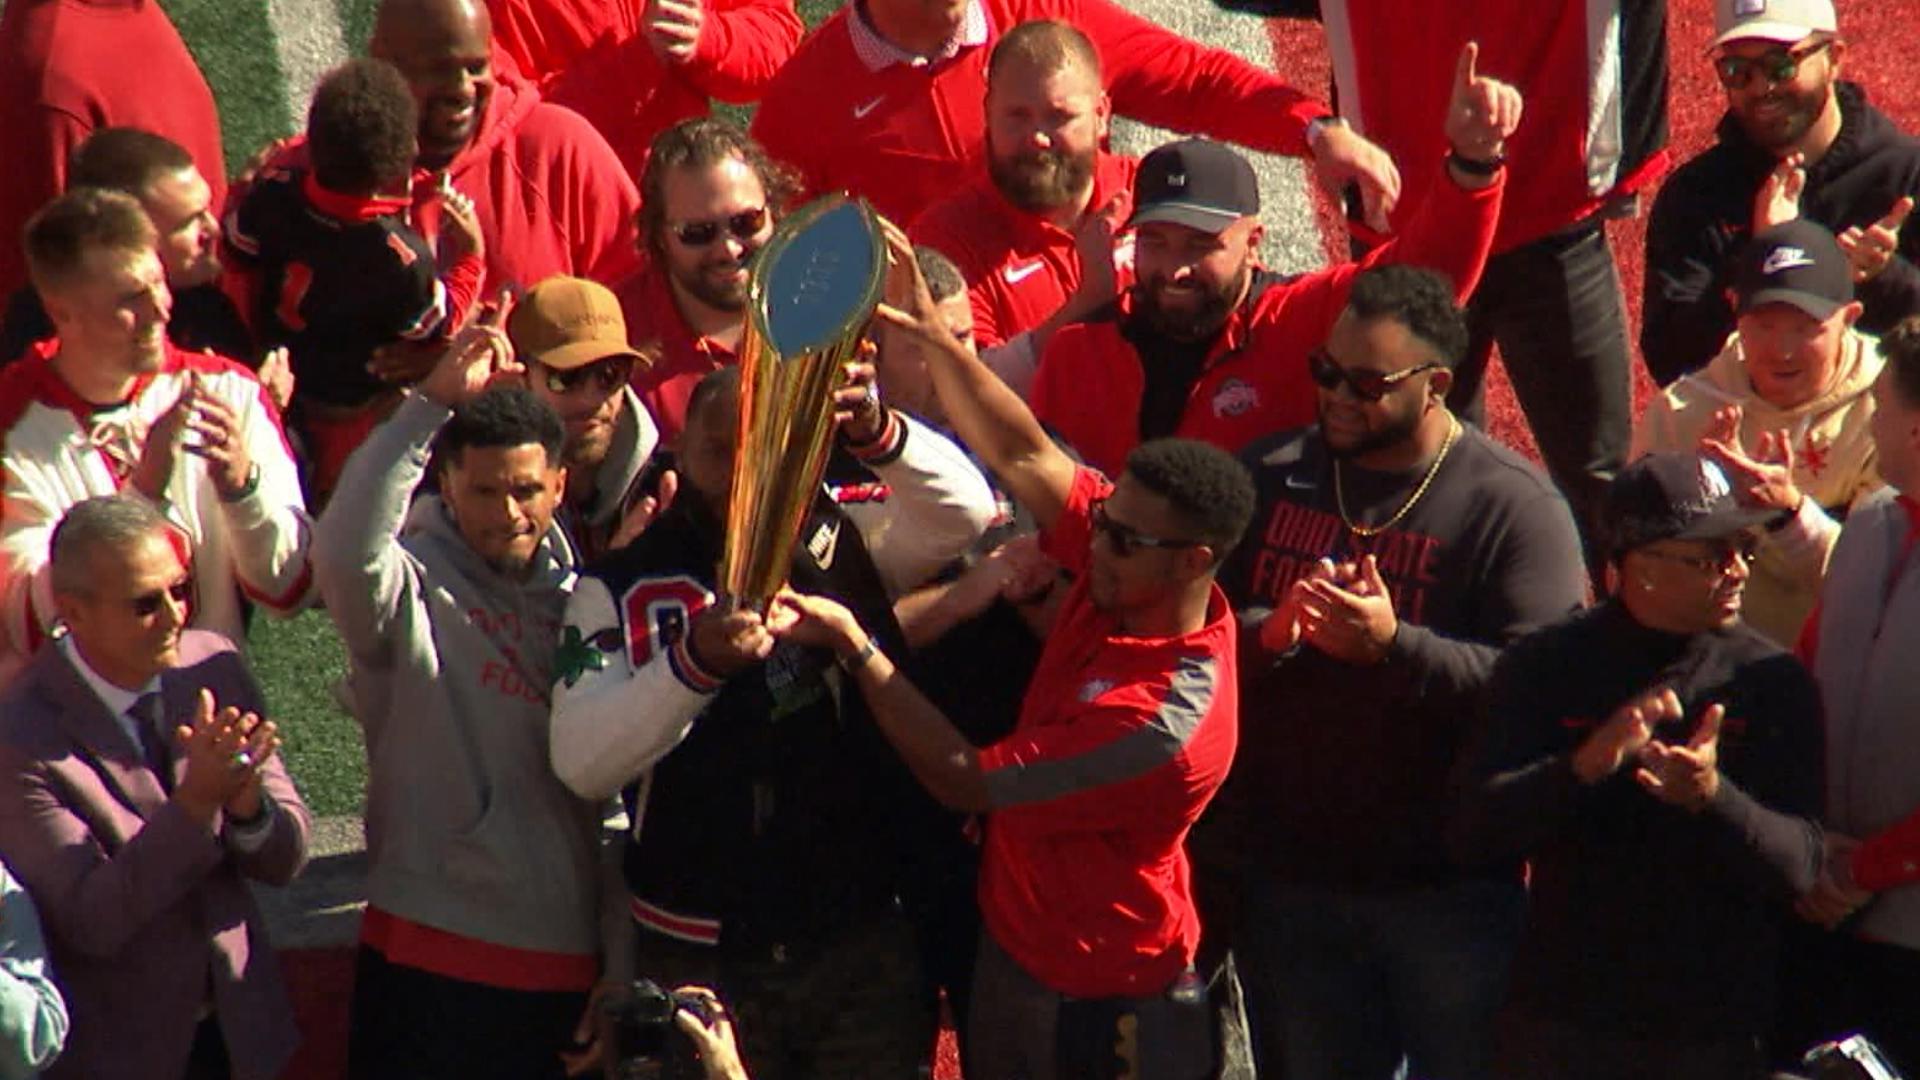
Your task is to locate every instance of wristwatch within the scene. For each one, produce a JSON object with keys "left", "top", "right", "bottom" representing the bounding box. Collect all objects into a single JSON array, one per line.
[
  {"left": 1447, "top": 149, "right": 1507, "bottom": 176},
  {"left": 219, "top": 462, "right": 262, "bottom": 503}
]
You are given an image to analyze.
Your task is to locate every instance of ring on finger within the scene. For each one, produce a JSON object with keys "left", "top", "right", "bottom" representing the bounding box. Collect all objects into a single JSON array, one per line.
[{"left": 231, "top": 750, "right": 254, "bottom": 770}]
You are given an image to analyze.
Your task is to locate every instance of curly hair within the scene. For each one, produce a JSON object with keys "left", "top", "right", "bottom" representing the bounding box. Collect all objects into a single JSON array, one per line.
[
  {"left": 1881, "top": 315, "right": 1920, "bottom": 411},
  {"left": 1124, "top": 438, "right": 1257, "bottom": 560},
  {"left": 1344, "top": 265, "right": 1469, "bottom": 368},
  {"left": 436, "top": 387, "right": 566, "bottom": 470},
  {"left": 308, "top": 58, "right": 420, "bottom": 195},
  {"left": 639, "top": 118, "right": 802, "bottom": 260}
]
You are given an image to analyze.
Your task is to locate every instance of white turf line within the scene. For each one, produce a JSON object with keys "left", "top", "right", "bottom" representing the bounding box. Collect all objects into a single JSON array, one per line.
[
  {"left": 1108, "top": 0, "right": 1328, "bottom": 275},
  {"left": 267, "top": 0, "right": 353, "bottom": 128}
]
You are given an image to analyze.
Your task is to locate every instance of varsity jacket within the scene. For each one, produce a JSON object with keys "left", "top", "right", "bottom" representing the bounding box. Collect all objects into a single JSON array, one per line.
[
  {"left": 1321, "top": 0, "right": 1669, "bottom": 252},
  {"left": 1032, "top": 169, "right": 1501, "bottom": 476},
  {"left": 1810, "top": 489, "right": 1920, "bottom": 949},
  {"left": 751, "top": 0, "right": 1328, "bottom": 227},
  {"left": 0, "top": 343, "right": 315, "bottom": 686},
  {"left": 1632, "top": 326, "right": 1884, "bottom": 646},
  {"left": 1645, "top": 82, "right": 1920, "bottom": 386},
  {"left": 550, "top": 412, "right": 994, "bottom": 951}
]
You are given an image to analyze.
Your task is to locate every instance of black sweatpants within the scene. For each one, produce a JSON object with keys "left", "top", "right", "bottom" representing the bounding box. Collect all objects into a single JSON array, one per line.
[{"left": 345, "top": 944, "right": 588, "bottom": 1080}]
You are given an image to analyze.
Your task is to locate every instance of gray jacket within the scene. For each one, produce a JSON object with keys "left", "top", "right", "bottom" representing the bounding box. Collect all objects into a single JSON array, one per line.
[
  {"left": 1816, "top": 486, "right": 1920, "bottom": 948},
  {"left": 314, "top": 395, "right": 600, "bottom": 955}
]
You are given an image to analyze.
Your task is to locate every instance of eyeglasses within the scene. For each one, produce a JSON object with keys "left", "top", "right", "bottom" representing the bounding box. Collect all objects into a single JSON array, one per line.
[
  {"left": 126, "top": 579, "right": 193, "bottom": 618},
  {"left": 1714, "top": 38, "right": 1832, "bottom": 91},
  {"left": 536, "top": 356, "right": 631, "bottom": 395},
  {"left": 1308, "top": 348, "right": 1441, "bottom": 403},
  {"left": 670, "top": 208, "right": 770, "bottom": 248},
  {"left": 1637, "top": 534, "right": 1762, "bottom": 576},
  {"left": 1091, "top": 499, "right": 1200, "bottom": 558}
]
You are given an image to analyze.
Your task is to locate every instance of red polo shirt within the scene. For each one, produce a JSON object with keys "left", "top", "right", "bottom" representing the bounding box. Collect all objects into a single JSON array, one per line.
[
  {"left": 1031, "top": 168, "right": 1502, "bottom": 476},
  {"left": 977, "top": 466, "right": 1238, "bottom": 998},
  {"left": 750, "top": 0, "right": 1323, "bottom": 227},
  {"left": 615, "top": 265, "right": 740, "bottom": 446},
  {"left": 911, "top": 151, "right": 1139, "bottom": 352}
]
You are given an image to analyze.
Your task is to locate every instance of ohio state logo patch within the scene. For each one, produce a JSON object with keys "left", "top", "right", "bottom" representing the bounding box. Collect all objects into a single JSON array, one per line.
[{"left": 1212, "top": 378, "right": 1260, "bottom": 418}]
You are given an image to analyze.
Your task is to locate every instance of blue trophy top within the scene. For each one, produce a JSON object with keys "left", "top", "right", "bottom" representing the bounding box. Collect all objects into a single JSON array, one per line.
[{"left": 756, "top": 198, "right": 883, "bottom": 356}]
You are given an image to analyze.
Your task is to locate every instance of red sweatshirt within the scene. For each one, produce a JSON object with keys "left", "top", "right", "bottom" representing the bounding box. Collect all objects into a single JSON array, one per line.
[
  {"left": 910, "top": 151, "right": 1138, "bottom": 352},
  {"left": 0, "top": 0, "right": 228, "bottom": 297},
  {"left": 524, "top": 0, "right": 803, "bottom": 180},
  {"left": 1320, "top": 0, "right": 1669, "bottom": 253},
  {"left": 751, "top": 0, "right": 1325, "bottom": 227},
  {"left": 614, "top": 263, "right": 738, "bottom": 446},
  {"left": 1032, "top": 170, "right": 1501, "bottom": 477}
]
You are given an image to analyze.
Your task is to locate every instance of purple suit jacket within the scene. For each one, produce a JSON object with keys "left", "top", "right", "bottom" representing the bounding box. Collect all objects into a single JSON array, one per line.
[{"left": 0, "top": 629, "right": 309, "bottom": 1080}]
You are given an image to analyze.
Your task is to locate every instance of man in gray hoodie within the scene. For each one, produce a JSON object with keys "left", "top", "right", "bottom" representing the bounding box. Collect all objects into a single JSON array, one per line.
[{"left": 314, "top": 329, "right": 604, "bottom": 1080}]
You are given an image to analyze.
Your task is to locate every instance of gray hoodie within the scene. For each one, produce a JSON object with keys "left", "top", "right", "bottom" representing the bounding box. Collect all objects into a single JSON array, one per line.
[{"left": 314, "top": 395, "right": 601, "bottom": 956}]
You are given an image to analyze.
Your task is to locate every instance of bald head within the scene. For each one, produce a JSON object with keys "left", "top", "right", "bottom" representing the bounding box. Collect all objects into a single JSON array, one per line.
[{"left": 370, "top": 0, "right": 493, "bottom": 169}]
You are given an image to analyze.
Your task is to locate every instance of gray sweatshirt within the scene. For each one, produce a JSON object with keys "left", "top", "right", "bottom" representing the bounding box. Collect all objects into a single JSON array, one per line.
[{"left": 314, "top": 395, "right": 601, "bottom": 956}]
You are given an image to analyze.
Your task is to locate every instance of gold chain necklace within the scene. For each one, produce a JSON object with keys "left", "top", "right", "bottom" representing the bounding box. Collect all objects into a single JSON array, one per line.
[{"left": 1333, "top": 416, "right": 1461, "bottom": 538}]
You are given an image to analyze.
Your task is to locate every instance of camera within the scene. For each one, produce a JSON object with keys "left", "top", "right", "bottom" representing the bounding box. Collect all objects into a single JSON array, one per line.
[{"left": 599, "top": 979, "right": 715, "bottom": 1080}]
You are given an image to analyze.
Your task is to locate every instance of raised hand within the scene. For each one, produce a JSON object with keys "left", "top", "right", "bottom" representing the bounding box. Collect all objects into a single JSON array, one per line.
[
  {"left": 1573, "top": 686, "right": 1679, "bottom": 785},
  {"left": 687, "top": 606, "right": 776, "bottom": 677},
  {"left": 1753, "top": 152, "right": 1807, "bottom": 233},
  {"left": 644, "top": 0, "right": 705, "bottom": 65},
  {"left": 1444, "top": 42, "right": 1523, "bottom": 169},
  {"left": 1070, "top": 193, "right": 1128, "bottom": 313},
  {"left": 130, "top": 380, "right": 202, "bottom": 500},
  {"left": 1635, "top": 702, "right": 1724, "bottom": 811},
  {"left": 834, "top": 352, "right": 888, "bottom": 444},
  {"left": 438, "top": 182, "right": 486, "bottom": 265},
  {"left": 257, "top": 346, "right": 296, "bottom": 414},
  {"left": 414, "top": 318, "right": 521, "bottom": 408},
  {"left": 1295, "top": 554, "right": 1398, "bottom": 665},
  {"left": 610, "top": 467, "right": 678, "bottom": 551},
  {"left": 184, "top": 387, "right": 255, "bottom": 499},
  {"left": 1309, "top": 120, "right": 1403, "bottom": 235},
  {"left": 1836, "top": 196, "right": 1914, "bottom": 282},
  {"left": 1700, "top": 424, "right": 1802, "bottom": 514},
  {"left": 173, "top": 689, "right": 264, "bottom": 825}
]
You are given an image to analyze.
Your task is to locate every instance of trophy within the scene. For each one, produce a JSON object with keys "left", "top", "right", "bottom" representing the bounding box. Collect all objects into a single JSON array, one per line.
[{"left": 719, "top": 194, "right": 887, "bottom": 611}]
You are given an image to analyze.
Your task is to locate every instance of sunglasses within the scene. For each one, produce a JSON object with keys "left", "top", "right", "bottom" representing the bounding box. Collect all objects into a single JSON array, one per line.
[
  {"left": 536, "top": 356, "right": 631, "bottom": 395},
  {"left": 671, "top": 207, "right": 770, "bottom": 248},
  {"left": 1638, "top": 533, "right": 1762, "bottom": 576},
  {"left": 1091, "top": 499, "right": 1200, "bottom": 558},
  {"left": 1713, "top": 38, "right": 1831, "bottom": 90},
  {"left": 1307, "top": 348, "right": 1441, "bottom": 403},
  {"left": 127, "top": 579, "right": 194, "bottom": 618}
]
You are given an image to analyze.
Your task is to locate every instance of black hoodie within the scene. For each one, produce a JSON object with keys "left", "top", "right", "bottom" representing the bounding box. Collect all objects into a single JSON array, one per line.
[{"left": 1643, "top": 81, "right": 1920, "bottom": 386}]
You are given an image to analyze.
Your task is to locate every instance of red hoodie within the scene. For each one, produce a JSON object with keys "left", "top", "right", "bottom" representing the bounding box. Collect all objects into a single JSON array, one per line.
[
  {"left": 0, "top": 0, "right": 228, "bottom": 297},
  {"left": 501, "top": 0, "right": 803, "bottom": 181},
  {"left": 751, "top": 0, "right": 1325, "bottom": 227}
]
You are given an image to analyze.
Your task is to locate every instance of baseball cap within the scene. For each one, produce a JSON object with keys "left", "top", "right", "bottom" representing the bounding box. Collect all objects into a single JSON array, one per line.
[
  {"left": 1603, "top": 452, "right": 1782, "bottom": 557},
  {"left": 508, "top": 276, "right": 646, "bottom": 371},
  {"left": 1735, "top": 219, "right": 1854, "bottom": 322},
  {"left": 1712, "top": 0, "right": 1837, "bottom": 48},
  {"left": 1127, "top": 139, "right": 1260, "bottom": 234}
]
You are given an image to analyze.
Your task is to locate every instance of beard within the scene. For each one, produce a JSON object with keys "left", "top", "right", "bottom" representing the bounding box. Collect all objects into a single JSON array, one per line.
[
  {"left": 1318, "top": 397, "right": 1423, "bottom": 461},
  {"left": 989, "top": 145, "right": 1097, "bottom": 213},
  {"left": 1133, "top": 264, "right": 1246, "bottom": 342},
  {"left": 671, "top": 250, "right": 754, "bottom": 312},
  {"left": 1732, "top": 78, "right": 1832, "bottom": 151}
]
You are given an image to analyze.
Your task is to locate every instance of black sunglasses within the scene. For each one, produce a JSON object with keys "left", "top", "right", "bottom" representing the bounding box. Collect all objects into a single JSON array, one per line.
[
  {"left": 1091, "top": 499, "right": 1200, "bottom": 558},
  {"left": 1308, "top": 348, "right": 1441, "bottom": 403},
  {"left": 1714, "top": 38, "right": 1831, "bottom": 90},
  {"left": 671, "top": 207, "right": 770, "bottom": 248},
  {"left": 1638, "top": 533, "right": 1762, "bottom": 576},
  {"left": 127, "top": 579, "right": 194, "bottom": 618},
  {"left": 536, "top": 356, "right": 631, "bottom": 395}
]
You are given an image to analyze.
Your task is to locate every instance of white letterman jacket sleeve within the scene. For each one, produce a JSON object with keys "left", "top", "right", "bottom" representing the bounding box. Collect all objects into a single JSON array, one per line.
[
  {"left": 213, "top": 370, "right": 317, "bottom": 614},
  {"left": 840, "top": 410, "right": 997, "bottom": 598}
]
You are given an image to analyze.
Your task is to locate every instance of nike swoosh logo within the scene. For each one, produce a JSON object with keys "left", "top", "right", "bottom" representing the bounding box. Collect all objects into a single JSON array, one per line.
[
  {"left": 853, "top": 96, "right": 885, "bottom": 119},
  {"left": 1283, "top": 473, "right": 1315, "bottom": 490},
  {"left": 1003, "top": 260, "right": 1045, "bottom": 285}
]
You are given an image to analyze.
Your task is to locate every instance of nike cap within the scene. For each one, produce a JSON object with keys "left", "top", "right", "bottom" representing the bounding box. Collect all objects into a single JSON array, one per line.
[
  {"left": 509, "top": 276, "right": 646, "bottom": 371},
  {"left": 1128, "top": 138, "right": 1260, "bottom": 234},
  {"left": 1603, "top": 452, "right": 1782, "bottom": 557},
  {"left": 1712, "top": 0, "right": 1837, "bottom": 48},
  {"left": 1735, "top": 219, "right": 1853, "bottom": 322}
]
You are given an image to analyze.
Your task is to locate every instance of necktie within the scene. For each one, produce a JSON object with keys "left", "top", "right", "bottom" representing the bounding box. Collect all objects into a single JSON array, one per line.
[{"left": 129, "top": 692, "right": 173, "bottom": 794}]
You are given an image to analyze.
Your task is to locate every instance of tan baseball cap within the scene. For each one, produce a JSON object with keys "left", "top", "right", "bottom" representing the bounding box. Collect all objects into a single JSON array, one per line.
[
  {"left": 1713, "top": 0, "right": 1837, "bottom": 48},
  {"left": 507, "top": 276, "right": 646, "bottom": 371}
]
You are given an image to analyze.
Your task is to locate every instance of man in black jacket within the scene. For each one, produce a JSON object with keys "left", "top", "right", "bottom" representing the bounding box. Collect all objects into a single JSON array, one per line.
[
  {"left": 1452, "top": 451, "right": 1831, "bottom": 1079},
  {"left": 1643, "top": 0, "right": 1920, "bottom": 387}
]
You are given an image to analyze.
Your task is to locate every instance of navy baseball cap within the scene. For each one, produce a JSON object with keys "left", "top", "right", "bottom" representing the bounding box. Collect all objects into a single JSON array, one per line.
[
  {"left": 1128, "top": 139, "right": 1260, "bottom": 234},
  {"left": 1603, "top": 452, "right": 1782, "bottom": 556},
  {"left": 1736, "top": 219, "right": 1854, "bottom": 322}
]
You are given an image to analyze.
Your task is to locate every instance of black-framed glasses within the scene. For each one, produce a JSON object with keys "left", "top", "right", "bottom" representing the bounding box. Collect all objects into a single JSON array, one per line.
[
  {"left": 536, "top": 355, "right": 631, "bottom": 395},
  {"left": 127, "top": 579, "right": 194, "bottom": 618},
  {"left": 1638, "top": 533, "right": 1762, "bottom": 576},
  {"left": 1714, "top": 38, "right": 1832, "bottom": 90},
  {"left": 1308, "top": 348, "right": 1441, "bottom": 403},
  {"left": 671, "top": 207, "right": 770, "bottom": 248},
  {"left": 1091, "top": 499, "right": 1200, "bottom": 558}
]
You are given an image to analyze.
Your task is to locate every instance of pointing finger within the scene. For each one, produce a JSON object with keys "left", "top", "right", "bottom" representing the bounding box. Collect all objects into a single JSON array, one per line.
[
  {"left": 1691, "top": 703, "right": 1725, "bottom": 751},
  {"left": 1454, "top": 41, "right": 1479, "bottom": 97},
  {"left": 1881, "top": 195, "right": 1915, "bottom": 232}
]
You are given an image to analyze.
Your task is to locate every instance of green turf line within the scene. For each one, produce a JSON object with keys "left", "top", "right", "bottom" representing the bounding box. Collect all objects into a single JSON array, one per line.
[
  {"left": 333, "top": 0, "right": 377, "bottom": 57},
  {"left": 165, "top": 0, "right": 298, "bottom": 176}
]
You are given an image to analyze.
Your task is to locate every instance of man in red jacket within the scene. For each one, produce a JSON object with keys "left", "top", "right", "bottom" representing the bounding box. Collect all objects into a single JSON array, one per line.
[
  {"left": 750, "top": 0, "right": 1399, "bottom": 231},
  {"left": 0, "top": 0, "right": 228, "bottom": 300},
  {"left": 911, "top": 20, "right": 1138, "bottom": 399},
  {"left": 502, "top": 0, "right": 804, "bottom": 182},
  {"left": 1032, "top": 45, "right": 1518, "bottom": 477}
]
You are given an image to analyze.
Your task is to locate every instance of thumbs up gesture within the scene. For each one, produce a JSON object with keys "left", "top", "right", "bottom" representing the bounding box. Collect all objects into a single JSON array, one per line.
[{"left": 1444, "top": 42, "right": 1524, "bottom": 169}]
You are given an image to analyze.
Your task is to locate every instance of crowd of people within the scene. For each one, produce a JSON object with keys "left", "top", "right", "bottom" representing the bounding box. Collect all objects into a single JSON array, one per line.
[{"left": 0, "top": 0, "right": 1914, "bottom": 1077}]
